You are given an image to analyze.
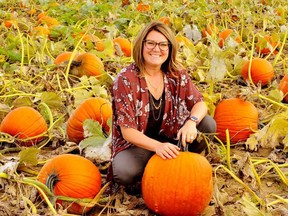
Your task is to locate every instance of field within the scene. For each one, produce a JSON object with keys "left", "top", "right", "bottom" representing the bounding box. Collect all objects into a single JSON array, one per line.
[{"left": 0, "top": 0, "right": 287, "bottom": 215}]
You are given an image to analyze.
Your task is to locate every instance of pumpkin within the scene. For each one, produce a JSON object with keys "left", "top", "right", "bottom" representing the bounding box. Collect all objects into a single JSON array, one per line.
[
  {"left": 70, "top": 52, "right": 104, "bottom": 77},
  {"left": 37, "top": 154, "right": 102, "bottom": 214},
  {"left": 279, "top": 74, "right": 288, "bottom": 103},
  {"left": 54, "top": 52, "right": 79, "bottom": 65},
  {"left": 113, "top": 37, "right": 132, "bottom": 57},
  {"left": 82, "top": 34, "right": 105, "bottom": 52},
  {"left": 158, "top": 16, "right": 170, "bottom": 25},
  {"left": 0, "top": 106, "right": 48, "bottom": 146},
  {"left": 256, "top": 35, "right": 280, "bottom": 55},
  {"left": 142, "top": 152, "right": 213, "bottom": 216},
  {"left": 4, "top": 20, "right": 16, "bottom": 28},
  {"left": 241, "top": 57, "right": 274, "bottom": 86},
  {"left": 136, "top": 2, "right": 151, "bottom": 12},
  {"left": 66, "top": 97, "right": 112, "bottom": 143},
  {"left": 122, "top": 0, "right": 130, "bottom": 6},
  {"left": 38, "top": 15, "right": 59, "bottom": 27},
  {"left": 213, "top": 98, "right": 258, "bottom": 143},
  {"left": 218, "top": 29, "right": 241, "bottom": 48}
]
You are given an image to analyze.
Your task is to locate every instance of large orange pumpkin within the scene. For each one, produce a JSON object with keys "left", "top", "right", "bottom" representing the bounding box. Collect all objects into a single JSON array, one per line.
[
  {"left": 279, "top": 74, "right": 288, "bottom": 103},
  {"left": 70, "top": 52, "right": 104, "bottom": 77},
  {"left": 214, "top": 98, "right": 258, "bottom": 143},
  {"left": 37, "top": 154, "right": 102, "bottom": 214},
  {"left": 241, "top": 58, "right": 274, "bottom": 86},
  {"left": 0, "top": 106, "right": 48, "bottom": 146},
  {"left": 66, "top": 97, "right": 112, "bottom": 143},
  {"left": 142, "top": 152, "right": 213, "bottom": 216}
]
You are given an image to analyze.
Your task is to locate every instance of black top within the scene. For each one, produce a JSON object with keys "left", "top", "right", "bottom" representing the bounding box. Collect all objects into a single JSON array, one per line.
[{"left": 145, "top": 91, "right": 165, "bottom": 139}]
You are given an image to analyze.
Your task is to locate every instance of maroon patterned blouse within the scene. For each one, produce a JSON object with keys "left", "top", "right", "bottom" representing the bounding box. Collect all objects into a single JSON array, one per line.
[{"left": 111, "top": 63, "right": 204, "bottom": 158}]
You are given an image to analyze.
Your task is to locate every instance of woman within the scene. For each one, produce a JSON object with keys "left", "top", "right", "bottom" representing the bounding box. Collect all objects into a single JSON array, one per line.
[{"left": 110, "top": 21, "right": 216, "bottom": 187}]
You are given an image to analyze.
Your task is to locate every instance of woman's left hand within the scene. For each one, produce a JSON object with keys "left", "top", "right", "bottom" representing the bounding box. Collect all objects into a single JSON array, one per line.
[{"left": 177, "top": 120, "right": 198, "bottom": 148}]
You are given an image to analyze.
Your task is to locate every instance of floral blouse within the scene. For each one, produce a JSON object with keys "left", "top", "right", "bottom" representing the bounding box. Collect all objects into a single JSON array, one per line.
[{"left": 111, "top": 63, "right": 204, "bottom": 158}]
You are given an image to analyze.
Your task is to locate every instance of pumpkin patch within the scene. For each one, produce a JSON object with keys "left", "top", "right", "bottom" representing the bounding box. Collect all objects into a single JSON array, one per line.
[{"left": 0, "top": 1, "right": 287, "bottom": 215}]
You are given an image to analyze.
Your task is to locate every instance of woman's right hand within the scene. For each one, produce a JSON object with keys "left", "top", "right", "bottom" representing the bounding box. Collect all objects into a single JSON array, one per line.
[{"left": 155, "top": 142, "right": 180, "bottom": 160}]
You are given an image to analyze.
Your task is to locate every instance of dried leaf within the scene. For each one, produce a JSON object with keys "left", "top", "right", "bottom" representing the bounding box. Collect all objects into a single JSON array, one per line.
[
  {"left": 80, "top": 135, "right": 111, "bottom": 163},
  {"left": 240, "top": 193, "right": 272, "bottom": 216},
  {"left": 207, "top": 56, "right": 227, "bottom": 82},
  {"left": 236, "top": 153, "right": 259, "bottom": 190}
]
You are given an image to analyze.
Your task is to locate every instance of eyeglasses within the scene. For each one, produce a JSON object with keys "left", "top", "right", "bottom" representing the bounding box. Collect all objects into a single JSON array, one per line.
[{"left": 143, "top": 40, "right": 171, "bottom": 51}]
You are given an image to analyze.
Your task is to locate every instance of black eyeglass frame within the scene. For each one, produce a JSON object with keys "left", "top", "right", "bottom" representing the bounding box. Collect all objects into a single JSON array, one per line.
[{"left": 143, "top": 40, "right": 171, "bottom": 51}]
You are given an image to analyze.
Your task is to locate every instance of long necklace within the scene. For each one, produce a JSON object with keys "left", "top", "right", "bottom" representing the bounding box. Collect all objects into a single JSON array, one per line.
[
  {"left": 149, "top": 93, "right": 162, "bottom": 110},
  {"left": 149, "top": 93, "right": 163, "bottom": 121}
]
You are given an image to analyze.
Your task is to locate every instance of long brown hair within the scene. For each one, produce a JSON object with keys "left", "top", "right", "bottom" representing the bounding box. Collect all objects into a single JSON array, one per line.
[{"left": 133, "top": 21, "right": 182, "bottom": 76}]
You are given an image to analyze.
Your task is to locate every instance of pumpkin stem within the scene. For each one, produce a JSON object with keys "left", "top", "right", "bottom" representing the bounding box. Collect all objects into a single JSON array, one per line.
[
  {"left": 71, "top": 60, "right": 82, "bottom": 67},
  {"left": 46, "top": 172, "right": 59, "bottom": 193}
]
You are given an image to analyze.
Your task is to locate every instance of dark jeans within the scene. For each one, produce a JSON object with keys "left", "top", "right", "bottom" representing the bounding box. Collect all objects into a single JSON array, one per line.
[{"left": 112, "top": 115, "right": 216, "bottom": 185}]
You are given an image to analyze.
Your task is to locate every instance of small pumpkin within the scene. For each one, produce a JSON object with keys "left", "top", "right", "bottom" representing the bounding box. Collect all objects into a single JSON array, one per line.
[
  {"left": 70, "top": 52, "right": 104, "bottom": 77},
  {"left": 4, "top": 19, "right": 16, "bottom": 28},
  {"left": 66, "top": 97, "right": 112, "bottom": 143},
  {"left": 218, "top": 29, "right": 241, "bottom": 48},
  {"left": 0, "top": 106, "right": 48, "bottom": 146},
  {"left": 82, "top": 34, "right": 105, "bottom": 52},
  {"left": 279, "top": 74, "right": 288, "bottom": 103},
  {"left": 37, "top": 154, "right": 102, "bottom": 214},
  {"left": 241, "top": 57, "right": 274, "bottom": 86},
  {"left": 136, "top": 2, "right": 151, "bottom": 12},
  {"left": 213, "top": 98, "right": 258, "bottom": 143},
  {"left": 113, "top": 37, "right": 132, "bottom": 57},
  {"left": 142, "top": 152, "right": 213, "bottom": 216},
  {"left": 38, "top": 15, "right": 59, "bottom": 27},
  {"left": 158, "top": 16, "right": 170, "bottom": 25}
]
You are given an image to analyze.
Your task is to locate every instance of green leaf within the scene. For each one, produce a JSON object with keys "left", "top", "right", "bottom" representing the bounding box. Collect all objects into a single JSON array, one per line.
[
  {"left": 41, "top": 92, "right": 63, "bottom": 109},
  {"left": 83, "top": 119, "right": 106, "bottom": 139},
  {"left": 12, "top": 97, "right": 33, "bottom": 108},
  {"left": 19, "top": 148, "right": 40, "bottom": 166},
  {"left": 79, "top": 136, "right": 106, "bottom": 151}
]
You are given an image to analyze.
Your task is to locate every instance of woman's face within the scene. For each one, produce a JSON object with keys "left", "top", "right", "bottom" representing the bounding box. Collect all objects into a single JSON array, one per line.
[{"left": 143, "top": 30, "right": 169, "bottom": 69}]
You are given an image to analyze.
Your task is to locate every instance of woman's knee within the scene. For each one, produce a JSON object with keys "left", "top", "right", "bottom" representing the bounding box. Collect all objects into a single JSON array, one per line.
[
  {"left": 112, "top": 164, "right": 138, "bottom": 185},
  {"left": 198, "top": 115, "right": 216, "bottom": 133},
  {"left": 111, "top": 146, "right": 153, "bottom": 185}
]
